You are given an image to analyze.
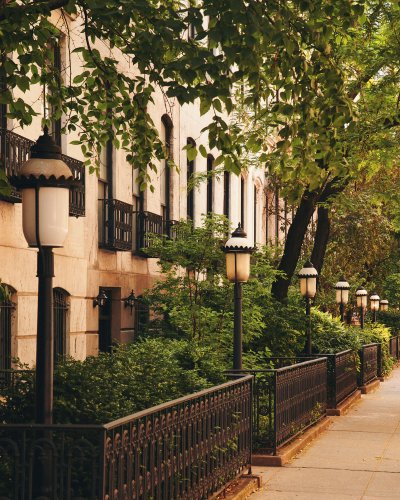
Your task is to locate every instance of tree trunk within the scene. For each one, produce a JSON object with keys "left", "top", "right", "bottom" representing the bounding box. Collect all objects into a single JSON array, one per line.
[
  {"left": 271, "top": 190, "right": 318, "bottom": 302},
  {"left": 310, "top": 205, "right": 331, "bottom": 274}
]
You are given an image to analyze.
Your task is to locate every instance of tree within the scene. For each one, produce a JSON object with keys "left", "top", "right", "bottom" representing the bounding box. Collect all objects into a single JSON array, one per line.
[
  {"left": 235, "top": 0, "right": 400, "bottom": 300},
  {"left": 0, "top": 0, "right": 367, "bottom": 191}
]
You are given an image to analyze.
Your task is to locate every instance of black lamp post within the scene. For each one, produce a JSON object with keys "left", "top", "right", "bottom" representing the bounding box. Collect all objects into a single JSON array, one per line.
[
  {"left": 356, "top": 286, "right": 368, "bottom": 329},
  {"left": 335, "top": 277, "right": 350, "bottom": 322},
  {"left": 370, "top": 291, "right": 380, "bottom": 322},
  {"left": 224, "top": 223, "right": 254, "bottom": 370},
  {"left": 380, "top": 299, "right": 389, "bottom": 311},
  {"left": 298, "top": 261, "right": 318, "bottom": 355},
  {"left": 11, "top": 127, "right": 74, "bottom": 425}
]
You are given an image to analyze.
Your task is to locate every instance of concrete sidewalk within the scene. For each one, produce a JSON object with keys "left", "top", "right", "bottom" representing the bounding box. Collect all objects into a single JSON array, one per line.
[{"left": 249, "top": 367, "right": 400, "bottom": 499}]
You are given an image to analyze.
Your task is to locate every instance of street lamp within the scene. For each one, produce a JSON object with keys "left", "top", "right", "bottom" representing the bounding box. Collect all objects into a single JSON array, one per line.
[
  {"left": 11, "top": 126, "right": 74, "bottom": 425},
  {"left": 356, "top": 286, "right": 368, "bottom": 329},
  {"left": 380, "top": 299, "right": 389, "bottom": 311},
  {"left": 335, "top": 277, "right": 350, "bottom": 323},
  {"left": 298, "top": 261, "right": 318, "bottom": 355},
  {"left": 224, "top": 223, "right": 254, "bottom": 370},
  {"left": 370, "top": 291, "right": 380, "bottom": 322}
]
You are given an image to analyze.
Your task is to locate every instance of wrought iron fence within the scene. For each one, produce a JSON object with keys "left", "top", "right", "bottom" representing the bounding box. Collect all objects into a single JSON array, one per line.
[
  {"left": 0, "top": 375, "right": 252, "bottom": 499},
  {"left": 0, "top": 424, "right": 103, "bottom": 499},
  {"left": 359, "top": 343, "right": 379, "bottom": 386},
  {"left": 0, "top": 128, "right": 85, "bottom": 216},
  {"left": 389, "top": 335, "right": 399, "bottom": 360},
  {"left": 315, "top": 350, "right": 357, "bottom": 408},
  {"left": 98, "top": 198, "right": 133, "bottom": 251},
  {"left": 231, "top": 358, "right": 327, "bottom": 454}
]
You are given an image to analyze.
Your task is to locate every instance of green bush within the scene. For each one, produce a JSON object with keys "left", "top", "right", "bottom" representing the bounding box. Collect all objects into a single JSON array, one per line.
[
  {"left": 0, "top": 338, "right": 219, "bottom": 425},
  {"left": 376, "top": 310, "right": 400, "bottom": 334}
]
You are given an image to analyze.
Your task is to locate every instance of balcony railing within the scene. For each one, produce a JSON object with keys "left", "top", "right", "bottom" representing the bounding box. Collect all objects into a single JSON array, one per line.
[
  {"left": 133, "top": 210, "right": 180, "bottom": 253},
  {"left": 0, "top": 375, "right": 252, "bottom": 499},
  {"left": 98, "top": 198, "right": 133, "bottom": 251},
  {"left": 0, "top": 128, "right": 85, "bottom": 216}
]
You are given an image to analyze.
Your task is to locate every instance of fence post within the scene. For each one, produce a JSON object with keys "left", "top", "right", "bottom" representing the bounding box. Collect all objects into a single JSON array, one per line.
[
  {"left": 359, "top": 347, "right": 364, "bottom": 387},
  {"left": 377, "top": 343, "right": 383, "bottom": 379}
]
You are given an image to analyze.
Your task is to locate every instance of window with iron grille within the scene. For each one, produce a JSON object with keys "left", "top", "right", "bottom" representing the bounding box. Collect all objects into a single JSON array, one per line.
[
  {"left": 0, "top": 289, "right": 15, "bottom": 372},
  {"left": 134, "top": 296, "right": 149, "bottom": 339},
  {"left": 53, "top": 288, "right": 69, "bottom": 360}
]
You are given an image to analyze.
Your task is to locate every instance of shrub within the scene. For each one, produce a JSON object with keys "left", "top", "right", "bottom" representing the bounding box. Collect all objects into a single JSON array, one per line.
[{"left": 0, "top": 338, "right": 218, "bottom": 425}]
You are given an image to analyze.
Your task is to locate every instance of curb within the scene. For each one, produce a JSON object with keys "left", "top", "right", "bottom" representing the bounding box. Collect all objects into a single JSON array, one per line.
[
  {"left": 252, "top": 417, "right": 333, "bottom": 467},
  {"left": 360, "top": 378, "right": 380, "bottom": 394},
  {"left": 326, "top": 389, "right": 361, "bottom": 416},
  {"left": 212, "top": 474, "right": 261, "bottom": 500}
]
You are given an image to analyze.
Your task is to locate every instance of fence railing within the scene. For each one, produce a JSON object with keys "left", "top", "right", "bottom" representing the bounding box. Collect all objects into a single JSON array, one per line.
[
  {"left": 231, "top": 358, "right": 327, "bottom": 454},
  {"left": 98, "top": 198, "right": 133, "bottom": 251},
  {"left": 359, "top": 343, "right": 379, "bottom": 386},
  {"left": 389, "top": 335, "right": 399, "bottom": 360},
  {"left": 315, "top": 350, "right": 358, "bottom": 408},
  {"left": 0, "top": 375, "right": 252, "bottom": 499},
  {"left": 0, "top": 128, "right": 85, "bottom": 216}
]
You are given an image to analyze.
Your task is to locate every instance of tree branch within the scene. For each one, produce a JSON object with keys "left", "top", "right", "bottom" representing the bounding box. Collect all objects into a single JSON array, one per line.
[{"left": 0, "top": 0, "right": 70, "bottom": 22}]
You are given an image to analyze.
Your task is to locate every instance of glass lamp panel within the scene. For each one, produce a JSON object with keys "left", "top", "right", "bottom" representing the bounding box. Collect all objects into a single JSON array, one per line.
[
  {"left": 225, "top": 252, "right": 237, "bottom": 282},
  {"left": 300, "top": 277, "right": 307, "bottom": 297},
  {"left": 22, "top": 187, "right": 70, "bottom": 247},
  {"left": 235, "top": 252, "right": 251, "bottom": 282},
  {"left": 371, "top": 299, "right": 380, "bottom": 311},
  {"left": 361, "top": 295, "right": 368, "bottom": 309},
  {"left": 307, "top": 276, "right": 317, "bottom": 298},
  {"left": 381, "top": 302, "right": 388, "bottom": 311},
  {"left": 225, "top": 252, "right": 251, "bottom": 282},
  {"left": 356, "top": 295, "right": 362, "bottom": 308},
  {"left": 342, "top": 289, "right": 349, "bottom": 304},
  {"left": 335, "top": 289, "right": 342, "bottom": 304}
]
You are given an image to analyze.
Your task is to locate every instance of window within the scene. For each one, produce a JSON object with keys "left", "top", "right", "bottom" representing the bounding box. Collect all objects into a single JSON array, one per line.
[
  {"left": 187, "top": 138, "right": 195, "bottom": 220},
  {"left": 134, "top": 296, "right": 150, "bottom": 339},
  {"left": 240, "top": 177, "right": 245, "bottom": 229},
  {"left": 0, "top": 285, "right": 15, "bottom": 374},
  {"left": 161, "top": 115, "right": 173, "bottom": 222},
  {"left": 98, "top": 141, "right": 113, "bottom": 245},
  {"left": 207, "top": 154, "right": 214, "bottom": 213},
  {"left": 254, "top": 185, "right": 258, "bottom": 244},
  {"left": 53, "top": 288, "right": 69, "bottom": 360},
  {"left": 223, "top": 171, "right": 230, "bottom": 219}
]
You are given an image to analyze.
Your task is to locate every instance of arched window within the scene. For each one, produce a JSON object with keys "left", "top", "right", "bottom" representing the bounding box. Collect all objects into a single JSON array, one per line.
[
  {"left": 206, "top": 154, "right": 214, "bottom": 214},
  {"left": 0, "top": 285, "right": 15, "bottom": 373},
  {"left": 187, "top": 138, "right": 196, "bottom": 220},
  {"left": 223, "top": 171, "right": 230, "bottom": 219},
  {"left": 53, "top": 288, "right": 69, "bottom": 360},
  {"left": 161, "top": 115, "right": 173, "bottom": 223}
]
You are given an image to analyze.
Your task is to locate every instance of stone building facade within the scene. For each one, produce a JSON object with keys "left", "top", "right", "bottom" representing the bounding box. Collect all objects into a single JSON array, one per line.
[{"left": 0, "top": 10, "right": 290, "bottom": 369}]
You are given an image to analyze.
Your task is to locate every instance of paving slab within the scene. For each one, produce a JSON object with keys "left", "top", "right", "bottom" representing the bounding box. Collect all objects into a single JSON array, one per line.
[{"left": 249, "top": 367, "right": 400, "bottom": 499}]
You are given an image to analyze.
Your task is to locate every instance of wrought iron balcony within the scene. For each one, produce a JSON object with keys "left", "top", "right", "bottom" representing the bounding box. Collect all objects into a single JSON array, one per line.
[
  {"left": 0, "top": 128, "right": 85, "bottom": 216},
  {"left": 132, "top": 211, "right": 180, "bottom": 253},
  {"left": 98, "top": 198, "right": 133, "bottom": 251}
]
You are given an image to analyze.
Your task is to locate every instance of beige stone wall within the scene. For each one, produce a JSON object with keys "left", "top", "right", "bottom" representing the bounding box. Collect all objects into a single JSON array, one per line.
[{"left": 0, "top": 10, "right": 271, "bottom": 368}]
